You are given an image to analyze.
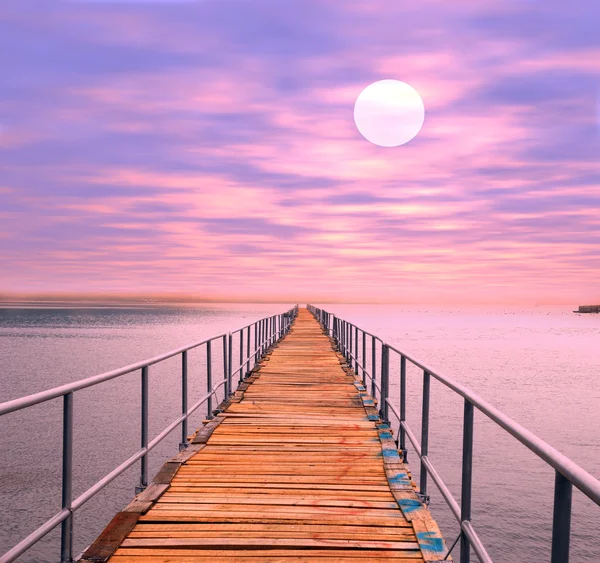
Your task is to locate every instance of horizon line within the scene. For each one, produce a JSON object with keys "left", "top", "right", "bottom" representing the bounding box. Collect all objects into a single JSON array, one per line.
[{"left": 0, "top": 291, "right": 591, "bottom": 307}]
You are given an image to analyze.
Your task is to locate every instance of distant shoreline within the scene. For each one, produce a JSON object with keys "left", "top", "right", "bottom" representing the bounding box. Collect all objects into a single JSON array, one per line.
[
  {"left": 0, "top": 302, "right": 160, "bottom": 309},
  {"left": 0, "top": 300, "right": 292, "bottom": 309}
]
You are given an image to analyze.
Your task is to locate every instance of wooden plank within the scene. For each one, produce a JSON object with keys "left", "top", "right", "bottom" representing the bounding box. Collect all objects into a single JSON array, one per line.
[
  {"left": 151, "top": 462, "right": 181, "bottom": 485},
  {"left": 411, "top": 518, "right": 451, "bottom": 561},
  {"left": 392, "top": 490, "right": 431, "bottom": 522},
  {"left": 167, "top": 445, "right": 205, "bottom": 463},
  {"left": 146, "top": 504, "right": 408, "bottom": 517},
  {"left": 111, "top": 553, "right": 424, "bottom": 561},
  {"left": 156, "top": 496, "right": 398, "bottom": 509},
  {"left": 80, "top": 512, "right": 139, "bottom": 562},
  {"left": 131, "top": 523, "right": 413, "bottom": 533},
  {"left": 128, "top": 529, "right": 416, "bottom": 540},
  {"left": 166, "top": 486, "right": 395, "bottom": 496},
  {"left": 120, "top": 537, "right": 420, "bottom": 550},
  {"left": 110, "top": 558, "right": 423, "bottom": 563},
  {"left": 137, "top": 513, "right": 417, "bottom": 527},
  {"left": 123, "top": 484, "right": 170, "bottom": 514}
]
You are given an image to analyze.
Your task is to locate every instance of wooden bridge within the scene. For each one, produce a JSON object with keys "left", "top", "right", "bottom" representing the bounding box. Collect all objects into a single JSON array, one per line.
[{"left": 81, "top": 308, "right": 448, "bottom": 562}]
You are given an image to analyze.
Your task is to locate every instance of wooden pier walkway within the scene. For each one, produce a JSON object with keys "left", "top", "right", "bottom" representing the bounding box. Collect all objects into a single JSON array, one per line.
[{"left": 82, "top": 308, "right": 449, "bottom": 562}]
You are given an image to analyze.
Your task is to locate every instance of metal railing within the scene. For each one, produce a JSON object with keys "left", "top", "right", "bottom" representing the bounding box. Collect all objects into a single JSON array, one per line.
[
  {"left": 0, "top": 305, "right": 298, "bottom": 563},
  {"left": 308, "top": 305, "right": 600, "bottom": 563}
]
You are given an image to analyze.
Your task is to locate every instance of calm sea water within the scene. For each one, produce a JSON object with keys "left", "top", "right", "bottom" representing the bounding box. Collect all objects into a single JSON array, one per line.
[{"left": 0, "top": 303, "right": 598, "bottom": 562}]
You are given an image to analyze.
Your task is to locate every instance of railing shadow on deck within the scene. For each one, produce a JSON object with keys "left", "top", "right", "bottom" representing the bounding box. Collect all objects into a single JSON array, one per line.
[
  {"left": 0, "top": 306, "right": 298, "bottom": 563},
  {"left": 307, "top": 304, "right": 600, "bottom": 563}
]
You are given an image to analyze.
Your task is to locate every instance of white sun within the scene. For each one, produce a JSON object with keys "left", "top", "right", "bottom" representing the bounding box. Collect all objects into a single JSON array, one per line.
[{"left": 353, "top": 80, "right": 425, "bottom": 147}]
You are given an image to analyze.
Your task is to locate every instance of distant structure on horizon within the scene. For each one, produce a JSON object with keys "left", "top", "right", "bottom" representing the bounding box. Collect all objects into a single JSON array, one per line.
[{"left": 575, "top": 304, "right": 600, "bottom": 313}]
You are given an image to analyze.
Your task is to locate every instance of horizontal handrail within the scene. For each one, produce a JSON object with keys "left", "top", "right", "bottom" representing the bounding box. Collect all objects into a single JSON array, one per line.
[
  {"left": 0, "top": 334, "right": 226, "bottom": 416},
  {"left": 0, "top": 305, "right": 299, "bottom": 563},
  {"left": 385, "top": 344, "right": 600, "bottom": 505},
  {"left": 308, "top": 304, "right": 599, "bottom": 563}
]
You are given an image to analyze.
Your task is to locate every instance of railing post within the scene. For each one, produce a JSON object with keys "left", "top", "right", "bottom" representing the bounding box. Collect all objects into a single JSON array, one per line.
[
  {"left": 254, "top": 322, "right": 258, "bottom": 367},
  {"left": 332, "top": 315, "right": 337, "bottom": 342},
  {"left": 223, "top": 332, "right": 233, "bottom": 401},
  {"left": 137, "top": 365, "right": 149, "bottom": 494},
  {"left": 239, "top": 330, "right": 244, "bottom": 383},
  {"left": 551, "top": 471, "right": 573, "bottom": 563},
  {"left": 460, "top": 399, "right": 474, "bottom": 563},
  {"left": 60, "top": 392, "right": 73, "bottom": 563},
  {"left": 380, "top": 345, "right": 389, "bottom": 423},
  {"left": 346, "top": 322, "right": 349, "bottom": 361},
  {"left": 349, "top": 322, "right": 352, "bottom": 361},
  {"left": 371, "top": 336, "right": 377, "bottom": 399},
  {"left": 257, "top": 321, "right": 260, "bottom": 357},
  {"left": 223, "top": 335, "right": 229, "bottom": 400},
  {"left": 420, "top": 370, "right": 430, "bottom": 499},
  {"left": 347, "top": 322, "right": 350, "bottom": 359},
  {"left": 399, "top": 355, "right": 407, "bottom": 461},
  {"left": 246, "top": 326, "right": 251, "bottom": 378},
  {"left": 354, "top": 326, "right": 359, "bottom": 373},
  {"left": 206, "top": 340, "right": 213, "bottom": 419},
  {"left": 180, "top": 351, "right": 188, "bottom": 451},
  {"left": 347, "top": 322, "right": 350, "bottom": 360},
  {"left": 362, "top": 331, "right": 366, "bottom": 386},
  {"left": 256, "top": 321, "right": 262, "bottom": 354}
]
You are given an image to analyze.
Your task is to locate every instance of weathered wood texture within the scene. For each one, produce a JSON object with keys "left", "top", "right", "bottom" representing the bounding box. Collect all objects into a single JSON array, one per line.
[{"left": 89, "top": 308, "right": 449, "bottom": 562}]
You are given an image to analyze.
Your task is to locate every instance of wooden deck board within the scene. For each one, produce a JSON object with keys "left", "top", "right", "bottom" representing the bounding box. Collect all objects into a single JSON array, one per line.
[{"left": 83, "top": 308, "right": 449, "bottom": 562}]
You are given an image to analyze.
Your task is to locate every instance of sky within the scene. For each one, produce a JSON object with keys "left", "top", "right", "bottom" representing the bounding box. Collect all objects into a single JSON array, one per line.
[{"left": 0, "top": 0, "right": 599, "bottom": 304}]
